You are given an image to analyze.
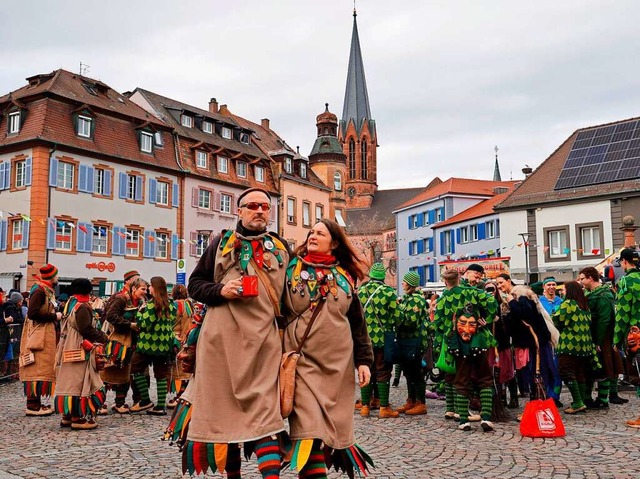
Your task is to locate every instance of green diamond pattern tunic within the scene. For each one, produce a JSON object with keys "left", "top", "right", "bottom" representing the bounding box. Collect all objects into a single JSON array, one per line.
[
  {"left": 136, "top": 301, "right": 177, "bottom": 357},
  {"left": 553, "top": 299, "right": 594, "bottom": 356},
  {"left": 613, "top": 269, "right": 640, "bottom": 347},
  {"left": 357, "top": 280, "right": 400, "bottom": 348}
]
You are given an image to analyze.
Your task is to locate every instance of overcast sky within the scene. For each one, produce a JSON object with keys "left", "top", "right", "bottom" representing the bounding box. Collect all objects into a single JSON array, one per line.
[{"left": 2, "top": 1, "right": 640, "bottom": 189}]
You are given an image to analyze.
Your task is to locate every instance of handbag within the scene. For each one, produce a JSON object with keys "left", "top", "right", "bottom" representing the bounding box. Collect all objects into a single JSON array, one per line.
[
  {"left": 434, "top": 339, "right": 456, "bottom": 374},
  {"left": 520, "top": 397, "right": 566, "bottom": 438},
  {"left": 280, "top": 300, "right": 325, "bottom": 418},
  {"left": 24, "top": 320, "right": 46, "bottom": 351}
]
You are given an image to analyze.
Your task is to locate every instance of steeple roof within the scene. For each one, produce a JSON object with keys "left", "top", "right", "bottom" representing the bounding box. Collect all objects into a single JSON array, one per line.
[{"left": 341, "top": 10, "right": 372, "bottom": 134}]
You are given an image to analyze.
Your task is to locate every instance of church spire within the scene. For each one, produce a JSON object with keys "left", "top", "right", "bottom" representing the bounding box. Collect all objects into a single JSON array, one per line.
[
  {"left": 493, "top": 145, "right": 502, "bottom": 182},
  {"left": 341, "top": 9, "right": 372, "bottom": 135}
]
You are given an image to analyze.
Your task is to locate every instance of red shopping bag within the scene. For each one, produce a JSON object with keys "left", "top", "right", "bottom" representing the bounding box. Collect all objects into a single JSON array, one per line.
[{"left": 519, "top": 398, "right": 566, "bottom": 438}]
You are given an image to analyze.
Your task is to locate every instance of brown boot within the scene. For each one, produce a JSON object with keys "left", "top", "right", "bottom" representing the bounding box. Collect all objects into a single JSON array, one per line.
[
  {"left": 370, "top": 398, "right": 380, "bottom": 410},
  {"left": 406, "top": 401, "right": 427, "bottom": 415},
  {"left": 396, "top": 399, "right": 416, "bottom": 414},
  {"left": 379, "top": 406, "right": 400, "bottom": 418},
  {"left": 354, "top": 399, "right": 363, "bottom": 410},
  {"left": 359, "top": 405, "right": 370, "bottom": 417}
]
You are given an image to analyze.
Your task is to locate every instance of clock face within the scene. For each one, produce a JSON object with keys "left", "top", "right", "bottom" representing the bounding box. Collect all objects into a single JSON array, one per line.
[{"left": 347, "top": 187, "right": 356, "bottom": 198}]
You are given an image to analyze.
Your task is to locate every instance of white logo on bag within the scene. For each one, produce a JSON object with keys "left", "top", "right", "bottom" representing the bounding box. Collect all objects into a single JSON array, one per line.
[{"left": 536, "top": 408, "right": 556, "bottom": 431}]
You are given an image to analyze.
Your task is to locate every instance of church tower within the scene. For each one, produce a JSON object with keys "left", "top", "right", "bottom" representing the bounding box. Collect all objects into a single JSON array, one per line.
[
  {"left": 339, "top": 9, "right": 378, "bottom": 209},
  {"left": 309, "top": 104, "right": 348, "bottom": 226}
]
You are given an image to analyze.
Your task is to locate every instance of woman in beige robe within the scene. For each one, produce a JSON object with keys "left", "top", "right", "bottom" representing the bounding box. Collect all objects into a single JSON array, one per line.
[{"left": 283, "top": 219, "right": 374, "bottom": 478}]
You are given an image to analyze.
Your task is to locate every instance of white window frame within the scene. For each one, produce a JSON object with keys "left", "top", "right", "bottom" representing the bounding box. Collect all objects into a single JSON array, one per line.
[
  {"left": 334, "top": 171, "right": 342, "bottom": 191},
  {"left": 140, "top": 132, "right": 153, "bottom": 153},
  {"left": 202, "top": 121, "right": 213, "bottom": 134},
  {"left": 444, "top": 230, "right": 453, "bottom": 255},
  {"left": 255, "top": 166, "right": 264, "bottom": 182},
  {"left": 486, "top": 221, "right": 495, "bottom": 239},
  {"left": 300, "top": 163, "right": 307, "bottom": 179},
  {"left": 284, "top": 158, "right": 292, "bottom": 174},
  {"left": 315, "top": 204, "right": 323, "bottom": 223},
  {"left": 156, "top": 181, "right": 169, "bottom": 205},
  {"left": 411, "top": 215, "right": 419, "bottom": 229},
  {"left": 423, "top": 212, "right": 430, "bottom": 225},
  {"left": 302, "top": 202, "right": 311, "bottom": 227},
  {"left": 460, "top": 226, "right": 469, "bottom": 244},
  {"left": 11, "top": 220, "right": 23, "bottom": 250},
  {"left": 436, "top": 208, "right": 443, "bottom": 222},
  {"left": 181, "top": 114, "right": 193, "bottom": 128},
  {"left": 92, "top": 226, "right": 108, "bottom": 254},
  {"left": 548, "top": 230, "right": 568, "bottom": 259},
  {"left": 77, "top": 115, "right": 92, "bottom": 138},
  {"left": 580, "top": 226, "right": 600, "bottom": 256},
  {"left": 95, "top": 168, "right": 105, "bottom": 195},
  {"left": 15, "top": 160, "right": 26, "bottom": 188},
  {"left": 8, "top": 112, "right": 20, "bottom": 134},
  {"left": 220, "top": 193, "right": 232, "bottom": 214},
  {"left": 221, "top": 126, "right": 232, "bottom": 139},
  {"left": 156, "top": 232, "right": 169, "bottom": 259},
  {"left": 196, "top": 150, "right": 208, "bottom": 168},
  {"left": 218, "top": 156, "right": 228, "bottom": 173},
  {"left": 196, "top": 232, "right": 210, "bottom": 256},
  {"left": 198, "top": 189, "right": 211, "bottom": 209},
  {"left": 58, "top": 162, "right": 74, "bottom": 189},
  {"left": 125, "top": 229, "right": 141, "bottom": 257},
  {"left": 56, "top": 221, "right": 73, "bottom": 251},
  {"left": 287, "top": 198, "right": 296, "bottom": 223},
  {"left": 470, "top": 224, "right": 478, "bottom": 242},
  {"left": 237, "top": 162, "right": 247, "bottom": 178}
]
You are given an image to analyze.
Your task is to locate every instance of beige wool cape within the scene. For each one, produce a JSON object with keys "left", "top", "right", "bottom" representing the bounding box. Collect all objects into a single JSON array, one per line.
[{"left": 183, "top": 233, "right": 289, "bottom": 444}]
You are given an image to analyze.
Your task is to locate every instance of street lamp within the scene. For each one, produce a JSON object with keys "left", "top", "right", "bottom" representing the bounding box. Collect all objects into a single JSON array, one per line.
[{"left": 518, "top": 232, "right": 529, "bottom": 285}]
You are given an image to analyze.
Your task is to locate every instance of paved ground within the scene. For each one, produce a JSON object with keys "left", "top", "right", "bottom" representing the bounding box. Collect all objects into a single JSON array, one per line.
[{"left": 1, "top": 378, "right": 639, "bottom": 479}]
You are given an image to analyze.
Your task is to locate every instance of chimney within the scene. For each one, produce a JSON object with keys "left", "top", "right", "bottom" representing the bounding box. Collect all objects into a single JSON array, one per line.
[
  {"left": 261, "top": 118, "right": 270, "bottom": 130},
  {"left": 209, "top": 98, "right": 218, "bottom": 114},
  {"left": 219, "top": 104, "right": 229, "bottom": 114}
]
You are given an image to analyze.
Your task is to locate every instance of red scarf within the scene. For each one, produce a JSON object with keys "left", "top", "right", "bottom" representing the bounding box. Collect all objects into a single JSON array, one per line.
[
  {"left": 72, "top": 294, "right": 91, "bottom": 303},
  {"left": 304, "top": 252, "right": 336, "bottom": 265}
]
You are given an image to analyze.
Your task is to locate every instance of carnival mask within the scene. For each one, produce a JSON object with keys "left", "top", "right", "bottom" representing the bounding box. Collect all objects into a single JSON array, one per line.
[
  {"left": 457, "top": 315, "right": 478, "bottom": 342},
  {"left": 628, "top": 325, "right": 640, "bottom": 353}
]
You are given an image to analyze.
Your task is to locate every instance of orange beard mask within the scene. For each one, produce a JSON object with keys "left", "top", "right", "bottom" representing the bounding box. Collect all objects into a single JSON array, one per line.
[
  {"left": 457, "top": 315, "right": 478, "bottom": 343},
  {"left": 628, "top": 325, "right": 640, "bottom": 354}
]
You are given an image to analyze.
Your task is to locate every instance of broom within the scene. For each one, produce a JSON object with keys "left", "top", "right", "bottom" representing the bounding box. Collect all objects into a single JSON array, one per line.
[{"left": 490, "top": 318, "right": 509, "bottom": 422}]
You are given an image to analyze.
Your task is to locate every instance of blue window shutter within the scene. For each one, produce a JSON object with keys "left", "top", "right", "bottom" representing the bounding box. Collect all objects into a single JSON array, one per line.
[
  {"left": 428, "top": 265, "right": 435, "bottom": 281},
  {"left": 172, "top": 183, "right": 179, "bottom": 208},
  {"left": 49, "top": 158, "right": 59, "bottom": 187},
  {"left": 143, "top": 230, "right": 150, "bottom": 257},
  {"left": 416, "top": 214, "right": 423, "bottom": 227},
  {"left": 451, "top": 231, "right": 456, "bottom": 253},
  {"left": 76, "top": 223, "right": 86, "bottom": 252},
  {"left": 0, "top": 220, "right": 7, "bottom": 251},
  {"left": 119, "top": 228, "right": 126, "bottom": 254},
  {"left": 85, "top": 223, "right": 93, "bottom": 252},
  {"left": 78, "top": 164, "right": 88, "bottom": 192},
  {"left": 25, "top": 157, "right": 32, "bottom": 186},
  {"left": 135, "top": 176, "right": 143, "bottom": 202},
  {"left": 440, "top": 207, "right": 445, "bottom": 219},
  {"left": 0, "top": 163, "right": 5, "bottom": 190},
  {"left": 46, "top": 219, "right": 56, "bottom": 249},
  {"left": 149, "top": 231, "right": 157, "bottom": 257},
  {"left": 171, "top": 234, "right": 179, "bottom": 260},
  {"left": 118, "top": 173, "right": 127, "bottom": 199},
  {"left": 429, "top": 237, "right": 434, "bottom": 252},
  {"left": 407, "top": 215, "right": 413, "bottom": 230},
  {"left": 21, "top": 219, "right": 30, "bottom": 249},
  {"left": 429, "top": 209, "right": 436, "bottom": 224},
  {"left": 478, "top": 222, "right": 486, "bottom": 240},
  {"left": 417, "top": 239, "right": 424, "bottom": 254},
  {"left": 86, "top": 167, "right": 94, "bottom": 193},
  {"left": 149, "top": 178, "right": 157, "bottom": 204},
  {"left": 4, "top": 162, "right": 10, "bottom": 190},
  {"left": 104, "top": 170, "right": 112, "bottom": 196},
  {"left": 112, "top": 227, "right": 122, "bottom": 255},
  {"left": 439, "top": 232, "right": 445, "bottom": 255}
]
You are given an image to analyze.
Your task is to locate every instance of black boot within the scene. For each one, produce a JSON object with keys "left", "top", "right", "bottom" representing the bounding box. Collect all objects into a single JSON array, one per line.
[{"left": 609, "top": 394, "right": 629, "bottom": 404}]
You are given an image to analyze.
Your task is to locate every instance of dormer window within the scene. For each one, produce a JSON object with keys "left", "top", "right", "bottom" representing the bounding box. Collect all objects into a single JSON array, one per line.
[
  {"left": 154, "top": 132, "right": 164, "bottom": 147},
  {"left": 300, "top": 163, "right": 307, "bottom": 179},
  {"left": 218, "top": 156, "right": 228, "bottom": 173},
  {"left": 8, "top": 112, "right": 21, "bottom": 134},
  {"left": 196, "top": 150, "right": 208, "bottom": 168},
  {"left": 181, "top": 114, "right": 193, "bottom": 128},
  {"left": 284, "top": 158, "right": 292, "bottom": 174},
  {"left": 255, "top": 166, "right": 265, "bottom": 183},
  {"left": 140, "top": 132, "right": 154, "bottom": 153},
  {"left": 221, "top": 126, "right": 232, "bottom": 139},
  {"left": 77, "top": 115, "right": 93, "bottom": 138},
  {"left": 83, "top": 83, "right": 98, "bottom": 96},
  {"left": 237, "top": 161, "right": 247, "bottom": 178},
  {"left": 240, "top": 132, "right": 250, "bottom": 144},
  {"left": 202, "top": 121, "right": 213, "bottom": 134}
]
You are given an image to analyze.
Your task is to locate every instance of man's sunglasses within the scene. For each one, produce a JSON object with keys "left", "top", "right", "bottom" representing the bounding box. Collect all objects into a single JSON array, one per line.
[{"left": 240, "top": 202, "right": 271, "bottom": 211}]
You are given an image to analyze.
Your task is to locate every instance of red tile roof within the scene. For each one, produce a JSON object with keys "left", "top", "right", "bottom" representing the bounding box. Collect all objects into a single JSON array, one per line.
[
  {"left": 396, "top": 178, "right": 519, "bottom": 210},
  {"left": 497, "top": 115, "right": 640, "bottom": 210},
  {"left": 433, "top": 192, "right": 512, "bottom": 228}
]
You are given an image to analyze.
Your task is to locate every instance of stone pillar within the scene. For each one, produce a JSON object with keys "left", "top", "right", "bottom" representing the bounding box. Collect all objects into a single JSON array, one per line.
[{"left": 620, "top": 215, "right": 639, "bottom": 248}]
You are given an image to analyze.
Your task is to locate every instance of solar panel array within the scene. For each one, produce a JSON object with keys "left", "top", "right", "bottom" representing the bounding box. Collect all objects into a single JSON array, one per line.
[{"left": 554, "top": 119, "right": 640, "bottom": 190}]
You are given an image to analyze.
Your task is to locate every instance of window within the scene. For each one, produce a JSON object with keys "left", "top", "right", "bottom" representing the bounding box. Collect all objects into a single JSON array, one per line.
[
  {"left": 56, "top": 221, "right": 73, "bottom": 251},
  {"left": 125, "top": 228, "right": 141, "bottom": 257},
  {"left": 348, "top": 139, "right": 356, "bottom": 179},
  {"left": 218, "top": 156, "right": 228, "bottom": 173},
  {"left": 287, "top": 197, "right": 296, "bottom": 223},
  {"left": 411, "top": 215, "right": 419, "bottom": 229},
  {"left": 423, "top": 212, "right": 430, "bottom": 226},
  {"left": 156, "top": 232, "right": 169, "bottom": 260},
  {"left": 198, "top": 189, "right": 211, "bottom": 209},
  {"left": 202, "top": 121, "right": 213, "bottom": 134},
  {"left": 15, "top": 160, "right": 26, "bottom": 188},
  {"left": 8, "top": 112, "right": 20, "bottom": 134},
  {"left": 220, "top": 193, "right": 232, "bottom": 214},
  {"left": 486, "top": 221, "right": 495, "bottom": 239},
  {"left": 302, "top": 202, "right": 311, "bottom": 227},
  {"left": 444, "top": 230, "right": 453, "bottom": 255},
  {"left": 495, "top": 219, "right": 500, "bottom": 237},
  {"left": 436, "top": 208, "right": 443, "bottom": 222},
  {"left": 237, "top": 162, "right": 247, "bottom": 178},
  {"left": 287, "top": 240, "right": 296, "bottom": 251},
  {"left": 284, "top": 158, "right": 292, "bottom": 174},
  {"left": 470, "top": 224, "right": 478, "bottom": 242},
  {"left": 58, "top": 161, "right": 75, "bottom": 189},
  {"left": 77, "top": 115, "right": 92, "bottom": 138},
  {"left": 196, "top": 232, "right": 210, "bottom": 257},
  {"left": 576, "top": 222, "right": 604, "bottom": 259},
  {"left": 460, "top": 227, "right": 469, "bottom": 243},
  {"left": 181, "top": 115, "right": 193, "bottom": 128},
  {"left": 140, "top": 132, "right": 153, "bottom": 153},
  {"left": 255, "top": 166, "right": 265, "bottom": 182},
  {"left": 156, "top": 181, "right": 169, "bottom": 206},
  {"left": 196, "top": 150, "right": 208, "bottom": 168},
  {"left": 221, "top": 126, "right": 232, "bottom": 139},
  {"left": 334, "top": 171, "right": 342, "bottom": 191},
  {"left": 10, "top": 219, "right": 23, "bottom": 250},
  {"left": 128, "top": 175, "right": 137, "bottom": 200},
  {"left": 315, "top": 204, "right": 324, "bottom": 223},
  {"left": 544, "top": 226, "right": 570, "bottom": 261},
  {"left": 361, "top": 140, "right": 368, "bottom": 180},
  {"left": 93, "top": 167, "right": 112, "bottom": 197},
  {"left": 409, "top": 241, "right": 416, "bottom": 256},
  {"left": 92, "top": 225, "right": 109, "bottom": 254},
  {"left": 300, "top": 162, "right": 307, "bottom": 179},
  {"left": 240, "top": 132, "right": 250, "bottom": 144}
]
